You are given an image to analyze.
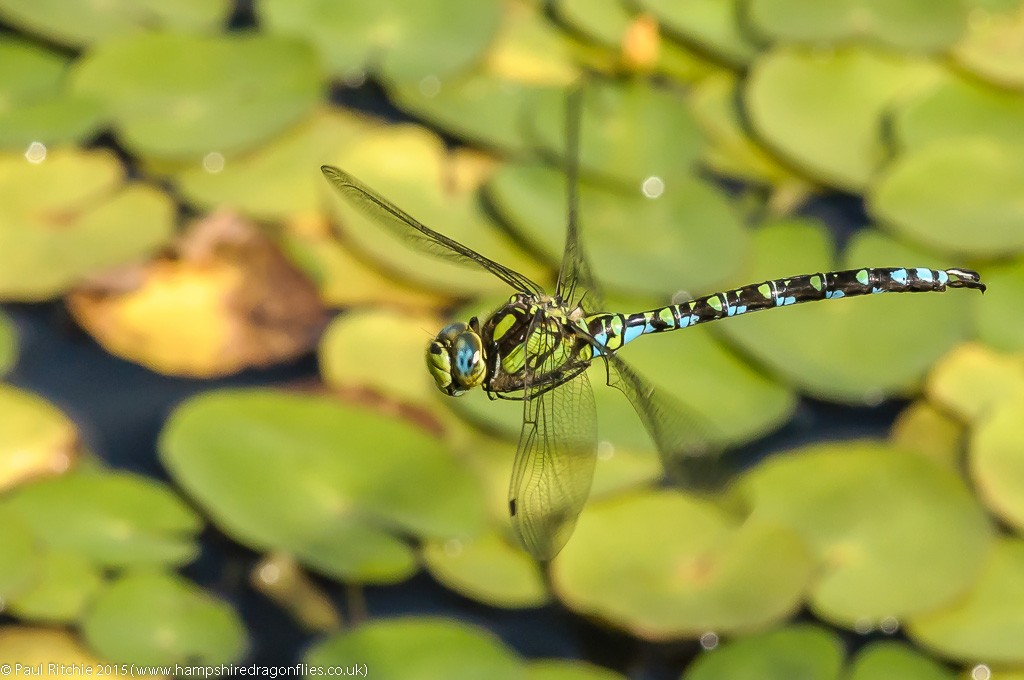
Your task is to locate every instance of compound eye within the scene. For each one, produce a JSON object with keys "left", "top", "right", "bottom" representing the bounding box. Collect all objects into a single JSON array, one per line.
[{"left": 452, "top": 331, "right": 486, "bottom": 388}]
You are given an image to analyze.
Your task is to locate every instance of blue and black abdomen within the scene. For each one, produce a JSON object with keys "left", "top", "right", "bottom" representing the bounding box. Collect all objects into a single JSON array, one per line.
[{"left": 587, "top": 267, "right": 985, "bottom": 355}]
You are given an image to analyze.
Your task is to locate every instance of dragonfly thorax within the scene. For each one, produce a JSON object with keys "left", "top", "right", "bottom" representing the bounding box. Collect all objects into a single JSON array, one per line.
[{"left": 426, "top": 320, "right": 487, "bottom": 396}]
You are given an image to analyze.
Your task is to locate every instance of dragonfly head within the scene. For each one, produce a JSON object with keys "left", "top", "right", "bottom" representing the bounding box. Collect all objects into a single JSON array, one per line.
[{"left": 426, "top": 320, "right": 486, "bottom": 396}]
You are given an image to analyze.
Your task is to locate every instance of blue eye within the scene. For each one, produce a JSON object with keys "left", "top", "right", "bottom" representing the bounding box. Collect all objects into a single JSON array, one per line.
[{"left": 454, "top": 336, "right": 479, "bottom": 376}]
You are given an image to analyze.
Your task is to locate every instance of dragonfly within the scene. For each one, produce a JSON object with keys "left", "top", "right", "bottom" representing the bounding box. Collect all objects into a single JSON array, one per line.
[{"left": 320, "top": 95, "right": 986, "bottom": 561}]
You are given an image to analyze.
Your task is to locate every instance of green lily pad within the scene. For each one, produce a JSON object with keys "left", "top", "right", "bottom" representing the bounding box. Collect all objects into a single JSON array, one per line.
[
  {"left": 745, "top": 0, "right": 967, "bottom": 52},
  {"left": 176, "top": 108, "right": 370, "bottom": 221},
  {"left": 971, "top": 394, "right": 1024, "bottom": 531},
  {"left": 974, "top": 257, "right": 1024, "bottom": 352},
  {"left": 0, "top": 148, "right": 174, "bottom": 301},
  {"left": 306, "top": 617, "right": 522, "bottom": 680},
  {"left": 0, "top": 38, "right": 104, "bottom": 149},
  {"left": 6, "top": 550, "right": 103, "bottom": 622},
  {"left": 926, "top": 343, "right": 1024, "bottom": 424},
  {"left": 953, "top": 3, "right": 1024, "bottom": 89},
  {"left": 893, "top": 72, "right": 1024, "bottom": 152},
  {"left": 847, "top": 641, "right": 956, "bottom": 680},
  {"left": 746, "top": 46, "right": 939, "bottom": 191},
  {"left": 683, "top": 625, "right": 843, "bottom": 680},
  {"left": 527, "top": 80, "right": 706, "bottom": 187},
  {"left": 487, "top": 161, "right": 746, "bottom": 298},
  {"left": 422, "top": 530, "right": 548, "bottom": 608},
  {"left": 259, "top": 0, "right": 502, "bottom": 84},
  {"left": 635, "top": 0, "right": 759, "bottom": 67},
  {"left": 737, "top": 441, "right": 993, "bottom": 628},
  {"left": 0, "top": 0, "right": 231, "bottom": 47},
  {"left": 159, "top": 389, "right": 487, "bottom": 583},
  {"left": 551, "top": 490, "right": 814, "bottom": 638},
  {"left": 390, "top": 75, "right": 558, "bottom": 155},
  {"left": 870, "top": 137, "right": 1024, "bottom": 257},
  {"left": 324, "top": 126, "right": 548, "bottom": 296},
  {"left": 69, "top": 33, "right": 321, "bottom": 160},
  {"left": 82, "top": 569, "right": 246, "bottom": 666},
  {"left": 889, "top": 401, "right": 964, "bottom": 472},
  {"left": 907, "top": 538, "right": 1024, "bottom": 665},
  {"left": 0, "top": 384, "right": 77, "bottom": 491},
  {"left": 0, "top": 505, "right": 37, "bottom": 600},
  {"left": 715, "top": 220, "right": 980, "bottom": 403},
  {"left": 3, "top": 471, "right": 202, "bottom": 568},
  {"left": 0, "top": 309, "right": 14, "bottom": 376},
  {"left": 527, "top": 660, "right": 625, "bottom": 680}
]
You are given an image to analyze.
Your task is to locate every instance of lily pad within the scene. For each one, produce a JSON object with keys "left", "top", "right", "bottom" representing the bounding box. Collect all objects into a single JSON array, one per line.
[
  {"left": 847, "top": 641, "right": 956, "bottom": 680},
  {"left": 482, "top": 0, "right": 580, "bottom": 85},
  {"left": 907, "top": 538, "right": 1024, "bottom": 665},
  {"left": 323, "top": 126, "right": 548, "bottom": 296},
  {"left": 69, "top": 33, "right": 321, "bottom": 160},
  {"left": 0, "top": 148, "right": 174, "bottom": 301},
  {"left": 0, "top": 628, "right": 117, "bottom": 671},
  {"left": 0, "top": 38, "right": 104, "bottom": 149},
  {"left": 889, "top": 401, "right": 964, "bottom": 472},
  {"left": 746, "top": 46, "right": 939, "bottom": 191},
  {"left": 745, "top": 0, "right": 967, "bottom": 52},
  {"left": 82, "top": 569, "right": 246, "bottom": 666},
  {"left": 306, "top": 617, "right": 522, "bottom": 680},
  {"left": 715, "top": 220, "right": 980, "bottom": 403},
  {"left": 527, "top": 661, "right": 624, "bottom": 680},
  {"left": 3, "top": 471, "right": 202, "bottom": 568},
  {"left": 683, "top": 625, "right": 843, "bottom": 680},
  {"left": 870, "top": 137, "right": 1024, "bottom": 257},
  {"left": 893, "top": 72, "right": 1024, "bottom": 152},
  {"left": 0, "top": 506, "right": 37, "bottom": 601},
  {"left": 527, "top": 79, "right": 706, "bottom": 187},
  {"left": 259, "top": 0, "right": 502, "bottom": 84},
  {"left": 926, "top": 343, "right": 1024, "bottom": 424},
  {"left": 953, "top": 3, "right": 1024, "bottom": 89},
  {"left": 635, "top": 0, "right": 759, "bottom": 67},
  {"left": 0, "top": 309, "right": 17, "bottom": 376},
  {"left": 176, "top": 108, "right": 371, "bottom": 221},
  {"left": 487, "top": 161, "right": 746, "bottom": 298},
  {"left": 737, "top": 441, "right": 993, "bottom": 628},
  {"left": 970, "top": 394, "right": 1024, "bottom": 531},
  {"left": 159, "top": 389, "right": 487, "bottom": 583},
  {"left": 551, "top": 490, "right": 814, "bottom": 638},
  {"left": 974, "top": 257, "right": 1024, "bottom": 352},
  {"left": 6, "top": 550, "right": 103, "bottom": 622},
  {"left": 0, "top": 384, "right": 77, "bottom": 492},
  {"left": 422, "top": 530, "right": 548, "bottom": 608}
]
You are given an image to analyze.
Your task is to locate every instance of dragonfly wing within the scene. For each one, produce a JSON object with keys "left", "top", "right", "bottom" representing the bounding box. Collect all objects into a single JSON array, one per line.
[
  {"left": 604, "top": 352, "right": 728, "bottom": 490},
  {"left": 508, "top": 321, "right": 597, "bottom": 560},
  {"left": 321, "top": 165, "right": 544, "bottom": 296}
]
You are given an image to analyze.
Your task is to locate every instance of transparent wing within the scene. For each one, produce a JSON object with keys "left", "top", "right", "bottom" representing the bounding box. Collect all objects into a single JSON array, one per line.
[
  {"left": 321, "top": 165, "right": 544, "bottom": 296},
  {"left": 553, "top": 83, "right": 603, "bottom": 312},
  {"left": 604, "top": 352, "right": 729, "bottom": 490},
  {"left": 508, "top": 321, "right": 598, "bottom": 561}
]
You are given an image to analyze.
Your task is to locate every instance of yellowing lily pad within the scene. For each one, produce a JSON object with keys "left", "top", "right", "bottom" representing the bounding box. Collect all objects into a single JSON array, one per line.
[
  {"left": 159, "top": 389, "right": 487, "bottom": 583},
  {"left": 527, "top": 660, "right": 625, "bottom": 680},
  {"left": 0, "top": 148, "right": 174, "bottom": 301},
  {"left": 259, "top": 0, "right": 502, "bottom": 84},
  {"left": 0, "top": 628, "right": 142, "bottom": 675},
  {"left": 67, "top": 212, "right": 328, "bottom": 378},
  {"left": 69, "top": 33, "right": 321, "bottom": 160},
  {"left": 737, "top": 441, "right": 993, "bottom": 628},
  {"left": 715, "top": 220, "right": 980, "bottom": 403},
  {"left": 81, "top": 569, "right": 246, "bottom": 666},
  {"left": 306, "top": 617, "right": 522, "bottom": 679},
  {"left": 953, "top": 3, "right": 1024, "bottom": 89},
  {"left": 746, "top": 46, "right": 939, "bottom": 191},
  {"left": 907, "top": 538, "right": 1024, "bottom": 665},
  {"left": 974, "top": 257, "right": 1024, "bottom": 351},
  {"left": 970, "top": 394, "right": 1024, "bottom": 531},
  {"left": 324, "top": 126, "right": 548, "bottom": 296},
  {"left": 889, "top": 401, "right": 964, "bottom": 472},
  {"left": 0, "top": 384, "right": 77, "bottom": 491},
  {"left": 483, "top": 0, "right": 580, "bottom": 85},
  {"left": 551, "top": 490, "right": 814, "bottom": 639},
  {"left": 636, "top": 0, "right": 759, "bottom": 67},
  {"left": 683, "top": 625, "right": 843, "bottom": 680},
  {"left": 2, "top": 471, "right": 202, "bottom": 568},
  {"left": 422, "top": 530, "right": 548, "bottom": 608},
  {"left": 847, "top": 641, "right": 956, "bottom": 680},
  {"left": 0, "top": 38, "right": 104, "bottom": 149},
  {"left": 926, "top": 343, "right": 1024, "bottom": 424},
  {"left": 0, "top": 0, "right": 230, "bottom": 48},
  {"left": 745, "top": 0, "right": 967, "bottom": 52}
]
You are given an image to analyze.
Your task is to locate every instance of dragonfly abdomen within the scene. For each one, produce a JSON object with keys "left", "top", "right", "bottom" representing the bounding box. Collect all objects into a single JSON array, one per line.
[{"left": 587, "top": 267, "right": 985, "bottom": 355}]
